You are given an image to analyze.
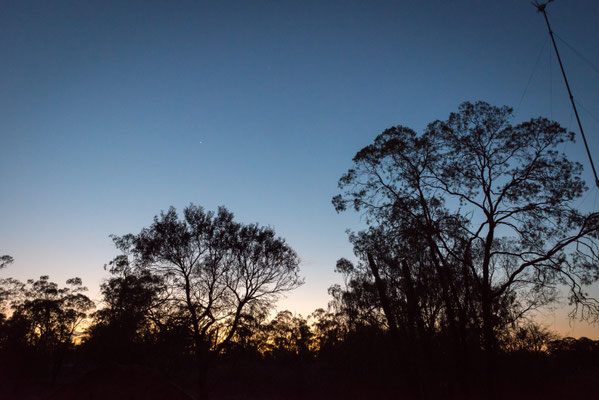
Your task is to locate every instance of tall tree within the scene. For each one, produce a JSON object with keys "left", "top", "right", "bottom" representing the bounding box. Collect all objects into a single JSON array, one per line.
[
  {"left": 334, "top": 101, "right": 599, "bottom": 395},
  {"left": 110, "top": 204, "right": 302, "bottom": 393}
]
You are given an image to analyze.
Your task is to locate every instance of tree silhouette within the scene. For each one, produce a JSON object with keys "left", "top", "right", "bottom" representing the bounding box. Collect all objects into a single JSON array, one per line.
[
  {"left": 13, "top": 276, "right": 94, "bottom": 349},
  {"left": 0, "top": 255, "right": 13, "bottom": 270},
  {"left": 308, "top": 308, "right": 345, "bottom": 355},
  {"left": 262, "top": 311, "right": 314, "bottom": 358},
  {"left": 109, "top": 204, "right": 302, "bottom": 394},
  {"left": 502, "top": 321, "right": 557, "bottom": 354},
  {"left": 0, "top": 272, "right": 94, "bottom": 389},
  {"left": 333, "top": 101, "right": 599, "bottom": 397},
  {"left": 0, "top": 255, "right": 16, "bottom": 320}
]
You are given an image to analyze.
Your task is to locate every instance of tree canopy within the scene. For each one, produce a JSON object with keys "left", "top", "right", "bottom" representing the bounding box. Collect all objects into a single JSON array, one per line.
[
  {"left": 333, "top": 101, "right": 599, "bottom": 396},
  {"left": 108, "top": 204, "right": 302, "bottom": 391}
]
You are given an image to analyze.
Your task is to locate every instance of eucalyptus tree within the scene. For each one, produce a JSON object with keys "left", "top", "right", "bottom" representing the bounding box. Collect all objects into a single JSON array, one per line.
[
  {"left": 10, "top": 276, "right": 94, "bottom": 350},
  {"left": 111, "top": 204, "right": 302, "bottom": 391},
  {"left": 0, "top": 275, "right": 94, "bottom": 385},
  {"left": 334, "top": 101, "right": 599, "bottom": 392}
]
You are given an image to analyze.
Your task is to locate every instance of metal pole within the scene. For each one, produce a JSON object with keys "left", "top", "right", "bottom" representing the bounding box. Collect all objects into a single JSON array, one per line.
[{"left": 536, "top": 2, "right": 599, "bottom": 188}]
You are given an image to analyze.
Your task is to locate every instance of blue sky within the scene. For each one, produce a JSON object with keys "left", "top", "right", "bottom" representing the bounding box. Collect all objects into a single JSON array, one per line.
[{"left": 1, "top": 0, "right": 599, "bottom": 338}]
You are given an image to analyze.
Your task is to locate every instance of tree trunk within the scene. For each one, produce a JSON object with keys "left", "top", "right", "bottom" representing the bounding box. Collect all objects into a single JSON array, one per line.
[
  {"left": 400, "top": 259, "right": 429, "bottom": 399},
  {"left": 367, "top": 253, "right": 400, "bottom": 342},
  {"left": 481, "top": 223, "right": 497, "bottom": 400}
]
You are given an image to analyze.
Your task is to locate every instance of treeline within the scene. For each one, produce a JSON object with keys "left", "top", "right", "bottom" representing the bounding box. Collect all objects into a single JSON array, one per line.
[
  {"left": 1, "top": 260, "right": 598, "bottom": 399},
  {"left": 0, "top": 259, "right": 598, "bottom": 399},
  {"left": 1, "top": 101, "right": 599, "bottom": 399}
]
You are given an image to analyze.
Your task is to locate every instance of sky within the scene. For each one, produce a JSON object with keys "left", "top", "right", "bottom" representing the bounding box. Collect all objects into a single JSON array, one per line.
[{"left": 1, "top": 0, "right": 599, "bottom": 339}]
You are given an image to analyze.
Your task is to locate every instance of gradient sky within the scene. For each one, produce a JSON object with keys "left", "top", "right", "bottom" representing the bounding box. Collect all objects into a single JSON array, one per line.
[{"left": 1, "top": 0, "right": 599, "bottom": 338}]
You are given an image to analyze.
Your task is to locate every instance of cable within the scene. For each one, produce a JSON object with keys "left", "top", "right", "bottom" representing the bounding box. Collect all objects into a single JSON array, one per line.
[
  {"left": 568, "top": 107, "right": 573, "bottom": 131},
  {"left": 574, "top": 99, "right": 599, "bottom": 125},
  {"left": 554, "top": 33, "right": 599, "bottom": 78},
  {"left": 515, "top": 37, "right": 549, "bottom": 119}
]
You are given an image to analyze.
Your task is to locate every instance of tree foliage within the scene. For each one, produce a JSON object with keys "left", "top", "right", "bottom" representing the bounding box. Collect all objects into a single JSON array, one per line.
[
  {"left": 10, "top": 276, "right": 94, "bottom": 349},
  {"left": 106, "top": 204, "right": 302, "bottom": 391},
  {"left": 0, "top": 263, "right": 94, "bottom": 390},
  {"left": 332, "top": 101, "right": 599, "bottom": 395},
  {"left": 334, "top": 101, "right": 599, "bottom": 341}
]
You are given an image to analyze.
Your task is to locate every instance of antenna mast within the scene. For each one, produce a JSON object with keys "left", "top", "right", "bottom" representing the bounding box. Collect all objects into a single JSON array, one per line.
[{"left": 533, "top": 0, "right": 599, "bottom": 188}]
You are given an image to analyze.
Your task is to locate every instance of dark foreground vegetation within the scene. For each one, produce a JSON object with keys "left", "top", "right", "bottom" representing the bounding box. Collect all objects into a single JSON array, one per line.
[{"left": 1, "top": 102, "right": 598, "bottom": 399}]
